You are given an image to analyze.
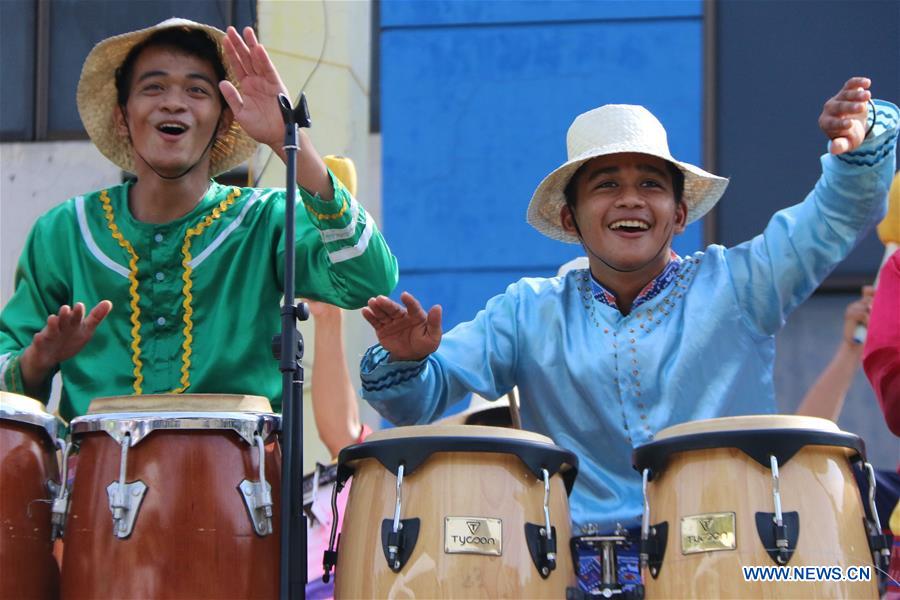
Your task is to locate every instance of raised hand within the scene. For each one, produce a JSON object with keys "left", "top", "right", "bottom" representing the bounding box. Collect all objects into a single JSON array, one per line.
[
  {"left": 819, "top": 77, "right": 873, "bottom": 155},
  {"left": 219, "top": 26, "right": 288, "bottom": 149},
  {"left": 20, "top": 301, "right": 113, "bottom": 389},
  {"left": 843, "top": 286, "right": 874, "bottom": 346},
  {"left": 362, "top": 292, "right": 442, "bottom": 362}
]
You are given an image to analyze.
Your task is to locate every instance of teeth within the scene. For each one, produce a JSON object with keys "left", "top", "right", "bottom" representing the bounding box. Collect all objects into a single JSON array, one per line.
[
  {"left": 158, "top": 122, "right": 187, "bottom": 133},
  {"left": 609, "top": 220, "right": 650, "bottom": 230}
]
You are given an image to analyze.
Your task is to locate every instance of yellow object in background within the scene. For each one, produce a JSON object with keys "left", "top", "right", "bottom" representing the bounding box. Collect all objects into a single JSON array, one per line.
[
  {"left": 324, "top": 155, "right": 358, "bottom": 196},
  {"left": 878, "top": 172, "right": 900, "bottom": 245}
]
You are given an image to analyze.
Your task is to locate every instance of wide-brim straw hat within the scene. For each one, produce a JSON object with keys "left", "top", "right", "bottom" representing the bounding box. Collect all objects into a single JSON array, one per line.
[
  {"left": 76, "top": 18, "right": 258, "bottom": 176},
  {"left": 527, "top": 104, "right": 729, "bottom": 243}
]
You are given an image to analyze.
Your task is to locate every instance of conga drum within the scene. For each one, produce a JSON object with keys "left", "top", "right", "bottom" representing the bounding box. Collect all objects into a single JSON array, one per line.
[
  {"left": 0, "top": 392, "right": 61, "bottom": 600},
  {"left": 59, "top": 394, "right": 281, "bottom": 599},
  {"left": 329, "top": 424, "right": 578, "bottom": 598},
  {"left": 633, "top": 415, "right": 885, "bottom": 599}
]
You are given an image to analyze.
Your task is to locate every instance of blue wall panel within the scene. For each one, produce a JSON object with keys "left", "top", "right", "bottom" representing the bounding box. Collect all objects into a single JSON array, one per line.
[
  {"left": 382, "top": 19, "right": 703, "bottom": 273},
  {"left": 382, "top": 0, "right": 701, "bottom": 28}
]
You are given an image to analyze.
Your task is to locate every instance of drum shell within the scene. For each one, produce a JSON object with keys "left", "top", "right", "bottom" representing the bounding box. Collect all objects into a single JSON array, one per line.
[
  {"left": 335, "top": 449, "right": 574, "bottom": 598},
  {"left": 643, "top": 444, "right": 878, "bottom": 599},
  {"left": 60, "top": 429, "right": 281, "bottom": 600},
  {"left": 0, "top": 420, "right": 60, "bottom": 600}
]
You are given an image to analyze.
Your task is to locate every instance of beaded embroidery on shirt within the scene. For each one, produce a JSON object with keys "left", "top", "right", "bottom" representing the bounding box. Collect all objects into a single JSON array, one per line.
[{"left": 589, "top": 251, "right": 682, "bottom": 311}]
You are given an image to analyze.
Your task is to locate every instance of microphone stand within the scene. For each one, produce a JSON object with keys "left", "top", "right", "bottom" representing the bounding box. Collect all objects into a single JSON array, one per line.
[{"left": 274, "top": 92, "right": 312, "bottom": 600}]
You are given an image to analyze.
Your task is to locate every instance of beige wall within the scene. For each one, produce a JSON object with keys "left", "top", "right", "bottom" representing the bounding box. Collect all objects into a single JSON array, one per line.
[{"left": 0, "top": 1, "right": 380, "bottom": 472}]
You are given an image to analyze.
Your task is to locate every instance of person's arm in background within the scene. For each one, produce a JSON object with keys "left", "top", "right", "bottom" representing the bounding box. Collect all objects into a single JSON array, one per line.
[
  {"left": 307, "top": 300, "right": 364, "bottom": 457},
  {"left": 796, "top": 287, "right": 873, "bottom": 420},
  {"left": 863, "top": 250, "right": 900, "bottom": 435}
]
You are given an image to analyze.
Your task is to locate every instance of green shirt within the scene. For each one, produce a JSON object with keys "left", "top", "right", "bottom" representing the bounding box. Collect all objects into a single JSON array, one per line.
[{"left": 0, "top": 173, "right": 398, "bottom": 420}]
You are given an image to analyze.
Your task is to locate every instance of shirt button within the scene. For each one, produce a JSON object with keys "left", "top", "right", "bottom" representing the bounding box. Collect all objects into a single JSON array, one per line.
[
  {"left": 155, "top": 272, "right": 165, "bottom": 281},
  {"left": 154, "top": 233, "right": 164, "bottom": 243},
  {"left": 156, "top": 317, "right": 167, "bottom": 326}
]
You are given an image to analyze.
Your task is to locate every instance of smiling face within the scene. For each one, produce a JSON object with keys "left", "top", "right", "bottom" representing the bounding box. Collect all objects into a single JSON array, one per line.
[
  {"left": 560, "top": 152, "right": 687, "bottom": 277},
  {"left": 114, "top": 44, "right": 231, "bottom": 178}
]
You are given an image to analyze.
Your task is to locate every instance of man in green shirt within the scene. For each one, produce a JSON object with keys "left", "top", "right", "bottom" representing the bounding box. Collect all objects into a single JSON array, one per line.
[{"left": 0, "top": 19, "right": 398, "bottom": 420}]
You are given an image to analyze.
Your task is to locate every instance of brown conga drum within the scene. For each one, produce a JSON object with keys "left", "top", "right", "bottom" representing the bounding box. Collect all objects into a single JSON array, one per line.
[
  {"left": 60, "top": 394, "right": 281, "bottom": 600},
  {"left": 330, "top": 424, "right": 578, "bottom": 598},
  {"left": 0, "top": 392, "right": 61, "bottom": 600},
  {"left": 633, "top": 415, "right": 883, "bottom": 599}
]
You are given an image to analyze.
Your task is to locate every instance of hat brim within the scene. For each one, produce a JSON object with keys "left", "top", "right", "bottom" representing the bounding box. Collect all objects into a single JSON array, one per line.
[
  {"left": 76, "top": 19, "right": 258, "bottom": 177},
  {"left": 527, "top": 147, "right": 729, "bottom": 243}
]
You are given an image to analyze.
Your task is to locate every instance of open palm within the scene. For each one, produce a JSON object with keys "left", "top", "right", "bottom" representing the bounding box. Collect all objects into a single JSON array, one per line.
[
  {"left": 362, "top": 292, "right": 443, "bottom": 362},
  {"left": 219, "top": 26, "right": 288, "bottom": 149}
]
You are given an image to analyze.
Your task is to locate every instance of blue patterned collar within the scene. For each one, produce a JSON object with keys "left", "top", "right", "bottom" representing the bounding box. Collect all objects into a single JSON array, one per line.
[{"left": 589, "top": 252, "right": 682, "bottom": 311}]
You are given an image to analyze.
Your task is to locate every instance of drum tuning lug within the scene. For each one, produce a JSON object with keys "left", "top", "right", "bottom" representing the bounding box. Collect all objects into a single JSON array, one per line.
[
  {"left": 380, "top": 518, "right": 420, "bottom": 572},
  {"left": 106, "top": 480, "right": 147, "bottom": 539},
  {"left": 48, "top": 485, "right": 69, "bottom": 541},
  {"left": 239, "top": 434, "right": 274, "bottom": 536},
  {"left": 638, "top": 521, "right": 667, "bottom": 579},
  {"left": 754, "top": 512, "right": 799, "bottom": 565},
  {"left": 525, "top": 523, "right": 558, "bottom": 579}
]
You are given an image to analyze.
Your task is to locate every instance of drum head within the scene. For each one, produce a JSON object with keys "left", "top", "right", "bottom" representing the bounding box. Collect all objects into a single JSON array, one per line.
[
  {"left": 87, "top": 393, "right": 272, "bottom": 413},
  {"left": 654, "top": 414, "right": 842, "bottom": 440},
  {"left": 0, "top": 391, "right": 57, "bottom": 440},
  {"left": 365, "top": 423, "right": 553, "bottom": 445}
]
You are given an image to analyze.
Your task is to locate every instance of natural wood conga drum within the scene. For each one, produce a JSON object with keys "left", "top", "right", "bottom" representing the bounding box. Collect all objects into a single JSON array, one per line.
[
  {"left": 633, "top": 415, "right": 882, "bottom": 599},
  {"left": 60, "top": 394, "right": 281, "bottom": 600},
  {"left": 331, "top": 424, "right": 578, "bottom": 598},
  {"left": 0, "top": 392, "right": 61, "bottom": 600}
]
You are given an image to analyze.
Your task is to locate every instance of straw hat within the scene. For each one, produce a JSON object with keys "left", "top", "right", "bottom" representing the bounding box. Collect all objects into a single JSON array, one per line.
[
  {"left": 527, "top": 104, "right": 729, "bottom": 243},
  {"left": 76, "top": 18, "right": 257, "bottom": 176}
]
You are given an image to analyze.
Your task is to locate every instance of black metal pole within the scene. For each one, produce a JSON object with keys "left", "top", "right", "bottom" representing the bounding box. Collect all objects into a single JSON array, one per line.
[{"left": 276, "top": 92, "right": 310, "bottom": 600}]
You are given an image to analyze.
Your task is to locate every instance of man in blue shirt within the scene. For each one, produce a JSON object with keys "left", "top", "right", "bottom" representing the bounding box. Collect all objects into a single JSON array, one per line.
[{"left": 357, "top": 78, "right": 898, "bottom": 587}]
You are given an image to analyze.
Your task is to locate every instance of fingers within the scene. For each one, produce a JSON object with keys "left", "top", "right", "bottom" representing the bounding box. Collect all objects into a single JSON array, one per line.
[
  {"left": 224, "top": 26, "right": 254, "bottom": 77},
  {"left": 367, "top": 295, "right": 406, "bottom": 320},
  {"left": 426, "top": 305, "right": 443, "bottom": 341},
  {"left": 830, "top": 137, "right": 852, "bottom": 155},
  {"left": 218, "top": 80, "right": 243, "bottom": 114},
  {"left": 83, "top": 301, "right": 113, "bottom": 334},
  {"left": 841, "top": 77, "right": 871, "bottom": 92},
  {"left": 861, "top": 285, "right": 875, "bottom": 300},
  {"left": 399, "top": 291, "right": 428, "bottom": 321}
]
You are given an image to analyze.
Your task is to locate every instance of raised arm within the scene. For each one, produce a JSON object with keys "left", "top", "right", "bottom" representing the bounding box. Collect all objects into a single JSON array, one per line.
[
  {"left": 219, "top": 26, "right": 331, "bottom": 198},
  {"left": 725, "top": 78, "right": 898, "bottom": 336},
  {"left": 307, "top": 300, "right": 363, "bottom": 457},
  {"left": 796, "top": 287, "right": 872, "bottom": 420}
]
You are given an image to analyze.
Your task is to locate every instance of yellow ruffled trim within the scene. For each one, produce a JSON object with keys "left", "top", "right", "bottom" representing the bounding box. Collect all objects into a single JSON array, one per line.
[
  {"left": 303, "top": 195, "right": 349, "bottom": 221},
  {"left": 100, "top": 189, "right": 144, "bottom": 394},
  {"left": 171, "top": 188, "right": 241, "bottom": 393}
]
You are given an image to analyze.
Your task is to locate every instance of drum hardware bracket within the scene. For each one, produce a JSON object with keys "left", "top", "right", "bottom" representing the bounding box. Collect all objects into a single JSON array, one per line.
[
  {"left": 754, "top": 512, "right": 799, "bottom": 565},
  {"left": 565, "top": 585, "right": 645, "bottom": 599},
  {"left": 106, "top": 433, "right": 147, "bottom": 539},
  {"left": 569, "top": 527, "right": 641, "bottom": 599},
  {"left": 639, "top": 468, "right": 667, "bottom": 579},
  {"left": 525, "top": 523, "right": 558, "bottom": 578},
  {"left": 524, "top": 467, "right": 558, "bottom": 578},
  {"left": 638, "top": 522, "right": 667, "bottom": 579},
  {"left": 862, "top": 518, "right": 891, "bottom": 572},
  {"left": 861, "top": 462, "right": 892, "bottom": 571},
  {"left": 380, "top": 518, "right": 420, "bottom": 572},
  {"left": 380, "top": 463, "right": 419, "bottom": 572},
  {"left": 239, "top": 433, "right": 274, "bottom": 536},
  {"left": 323, "top": 479, "right": 344, "bottom": 583},
  {"left": 49, "top": 437, "right": 73, "bottom": 540}
]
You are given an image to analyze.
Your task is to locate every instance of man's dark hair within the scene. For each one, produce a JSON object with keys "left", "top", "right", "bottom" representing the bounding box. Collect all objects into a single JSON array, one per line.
[
  {"left": 563, "top": 159, "right": 685, "bottom": 209},
  {"left": 114, "top": 27, "right": 227, "bottom": 107}
]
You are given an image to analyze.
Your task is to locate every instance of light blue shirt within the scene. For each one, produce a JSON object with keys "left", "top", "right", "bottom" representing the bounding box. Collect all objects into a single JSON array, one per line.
[{"left": 361, "top": 101, "right": 898, "bottom": 534}]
